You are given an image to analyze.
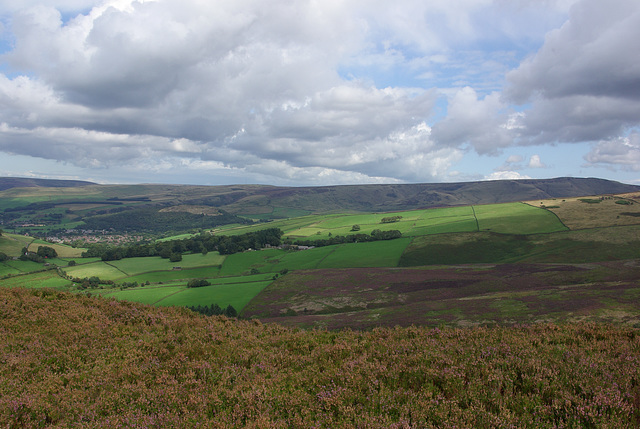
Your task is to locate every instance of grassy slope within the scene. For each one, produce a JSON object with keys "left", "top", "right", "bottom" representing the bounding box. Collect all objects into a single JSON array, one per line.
[
  {"left": 0, "top": 233, "right": 34, "bottom": 256},
  {"left": 1, "top": 287, "right": 639, "bottom": 428}
]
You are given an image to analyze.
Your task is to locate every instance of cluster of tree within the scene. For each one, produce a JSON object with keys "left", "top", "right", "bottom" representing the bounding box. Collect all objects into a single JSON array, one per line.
[
  {"left": 187, "top": 303, "right": 238, "bottom": 317},
  {"left": 292, "top": 229, "right": 402, "bottom": 248},
  {"left": 69, "top": 276, "right": 114, "bottom": 290},
  {"left": 37, "top": 246, "right": 58, "bottom": 258},
  {"left": 81, "top": 207, "right": 252, "bottom": 234},
  {"left": 17, "top": 245, "right": 58, "bottom": 263},
  {"left": 380, "top": 215, "right": 403, "bottom": 223},
  {"left": 0, "top": 252, "right": 8, "bottom": 262},
  {"left": 187, "top": 279, "right": 211, "bottom": 288},
  {"left": 82, "top": 228, "right": 284, "bottom": 261}
]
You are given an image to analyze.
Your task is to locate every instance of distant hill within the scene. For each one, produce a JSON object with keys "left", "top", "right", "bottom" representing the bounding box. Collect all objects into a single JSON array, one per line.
[
  {"left": 1, "top": 176, "right": 638, "bottom": 217},
  {"left": 215, "top": 177, "right": 640, "bottom": 215},
  {"left": 0, "top": 177, "right": 95, "bottom": 191}
]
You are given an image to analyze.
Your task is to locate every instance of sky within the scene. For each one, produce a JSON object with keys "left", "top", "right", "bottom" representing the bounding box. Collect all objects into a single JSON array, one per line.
[{"left": 0, "top": 0, "right": 639, "bottom": 187}]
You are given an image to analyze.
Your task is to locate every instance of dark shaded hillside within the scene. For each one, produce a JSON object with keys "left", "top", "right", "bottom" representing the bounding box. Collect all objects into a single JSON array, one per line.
[
  {"left": 219, "top": 177, "right": 640, "bottom": 215},
  {"left": 0, "top": 177, "right": 95, "bottom": 191},
  {"left": 1, "top": 287, "right": 639, "bottom": 428},
  {"left": 1, "top": 176, "right": 638, "bottom": 218}
]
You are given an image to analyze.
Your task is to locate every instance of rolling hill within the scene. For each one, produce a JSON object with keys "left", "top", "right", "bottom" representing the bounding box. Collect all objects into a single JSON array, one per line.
[{"left": 1, "top": 176, "right": 638, "bottom": 218}]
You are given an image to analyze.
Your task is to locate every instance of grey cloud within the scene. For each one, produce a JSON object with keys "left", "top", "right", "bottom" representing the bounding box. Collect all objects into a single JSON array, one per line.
[
  {"left": 584, "top": 133, "right": 640, "bottom": 171},
  {"left": 431, "top": 87, "right": 514, "bottom": 154},
  {"left": 505, "top": 0, "right": 640, "bottom": 145}
]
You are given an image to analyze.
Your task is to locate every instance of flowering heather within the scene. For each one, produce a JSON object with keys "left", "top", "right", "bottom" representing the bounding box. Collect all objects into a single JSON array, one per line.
[{"left": 1, "top": 287, "right": 639, "bottom": 428}]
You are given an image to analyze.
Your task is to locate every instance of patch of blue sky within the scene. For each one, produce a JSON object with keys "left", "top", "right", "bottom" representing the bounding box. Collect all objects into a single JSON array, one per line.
[{"left": 445, "top": 142, "right": 599, "bottom": 183}]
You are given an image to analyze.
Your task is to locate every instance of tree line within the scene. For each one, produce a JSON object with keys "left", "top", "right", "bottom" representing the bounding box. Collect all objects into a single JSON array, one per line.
[
  {"left": 291, "top": 229, "right": 402, "bottom": 248},
  {"left": 187, "top": 303, "right": 238, "bottom": 317},
  {"left": 82, "top": 228, "right": 284, "bottom": 261}
]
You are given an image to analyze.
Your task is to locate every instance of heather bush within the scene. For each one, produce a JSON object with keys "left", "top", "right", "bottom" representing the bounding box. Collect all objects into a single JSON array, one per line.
[{"left": 1, "top": 287, "right": 638, "bottom": 428}]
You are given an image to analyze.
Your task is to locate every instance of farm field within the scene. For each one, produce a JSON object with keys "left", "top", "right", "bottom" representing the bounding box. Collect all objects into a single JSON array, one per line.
[
  {"left": 531, "top": 193, "right": 640, "bottom": 229},
  {"left": 64, "top": 261, "right": 128, "bottom": 281},
  {"left": 217, "top": 202, "right": 567, "bottom": 241},
  {"left": 108, "top": 252, "right": 226, "bottom": 276},
  {"left": 2, "top": 191, "right": 640, "bottom": 327},
  {"left": 100, "top": 274, "right": 274, "bottom": 311},
  {"left": 27, "top": 238, "right": 85, "bottom": 258},
  {"left": 0, "top": 269, "right": 72, "bottom": 289},
  {"left": 474, "top": 202, "right": 568, "bottom": 234},
  {"left": 0, "top": 232, "right": 34, "bottom": 256}
]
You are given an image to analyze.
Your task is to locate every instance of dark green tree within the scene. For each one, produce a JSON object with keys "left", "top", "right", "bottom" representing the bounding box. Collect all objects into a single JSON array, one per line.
[{"left": 223, "top": 305, "right": 237, "bottom": 317}]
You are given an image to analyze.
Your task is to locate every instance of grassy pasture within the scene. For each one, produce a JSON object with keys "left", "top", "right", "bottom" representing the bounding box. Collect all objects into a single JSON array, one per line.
[
  {"left": 0, "top": 269, "right": 71, "bottom": 289},
  {"left": 64, "top": 262, "right": 127, "bottom": 281},
  {"left": 530, "top": 193, "right": 640, "bottom": 230},
  {"left": 474, "top": 202, "right": 568, "bottom": 234},
  {"left": 0, "top": 263, "right": 21, "bottom": 276},
  {"left": 216, "top": 239, "right": 412, "bottom": 275},
  {"left": 316, "top": 238, "right": 412, "bottom": 268},
  {"left": 221, "top": 203, "right": 562, "bottom": 241},
  {"left": 122, "top": 267, "right": 220, "bottom": 284},
  {"left": 218, "top": 249, "right": 285, "bottom": 276},
  {"left": 2, "top": 259, "right": 49, "bottom": 273},
  {"left": 0, "top": 233, "right": 34, "bottom": 256},
  {"left": 103, "top": 273, "right": 274, "bottom": 310},
  {"left": 100, "top": 285, "right": 185, "bottom": 305},
  {"left": 27, "top": 239, "right": 85, "bottom": 258},
  {"left": 108, "top": 252, "right": 226, "bottom": 276},
  {"left": 156, "top": 279, "right": 273, "bottom": 310}
]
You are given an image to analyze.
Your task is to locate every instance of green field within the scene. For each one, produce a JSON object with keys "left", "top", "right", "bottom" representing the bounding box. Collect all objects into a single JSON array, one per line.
[
  {"left": 474, "top": 202, "right": 568, "bottom": 234},
  {"left": 316, "top": 238, "right": 412, "bottom": 268},
  {"left": 27, "top": 239, "right": 86, "bottom": 258},
  {"left": 0, "top": 263, "right": 21, "bottom": 277},
  {"left": 219, "top": 203, "right": 565, "bottom": 241},
  {"left": 100, "top": 284, "right": 185, "bottom": 305},
  {"left": 64, "top": 262, "right": 128, "bottom": 281},
  {"left": 101, "top": 274, "right": 274, "bottom": 311},
  {"left": 0, "top": 269, "right": 71, "bottom": 289},
  {"left": 156, "top": 279, "right": 272, "bottom": 310},
  {"left": 0, "top": 233, "right": 34, "bottom": 256},
  {"left": 123, "top": 266, "right": 223, "bottom": 283},
  {"left": 109, "top": 252, "right": 226, "bottom": 276},
  {"left": 2, "top": 195, "right": 638, "bottom": 321}
]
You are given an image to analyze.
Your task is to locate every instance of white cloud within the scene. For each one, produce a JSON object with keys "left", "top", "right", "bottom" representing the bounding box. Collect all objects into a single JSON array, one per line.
[
  {"left": 584, "top": 133, "right": 640, "bottom": 171},
  {"left": 0, "top": 0, "right": 638, "bottom": 185},
  {"left": 528, "top": 154, "right": 545, "bottom": 168},
  {"left": 484, "top": 171, "right": 531, "bottom": 181},
  {"left": 431, "top": 87, "right": 514, "bottom": 154}
]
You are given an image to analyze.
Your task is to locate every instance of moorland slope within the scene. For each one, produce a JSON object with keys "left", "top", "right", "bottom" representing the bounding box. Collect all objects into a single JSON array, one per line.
[{"left": 1, "top": 287, "right": 639, "bottom": 428}]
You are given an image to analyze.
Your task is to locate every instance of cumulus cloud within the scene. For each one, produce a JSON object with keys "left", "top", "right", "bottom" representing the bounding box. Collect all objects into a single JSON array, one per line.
[
  {"left": 528, "top": 154, "right": 545, "bottom": 168},
  {"left": 1, "top": 0, "right": 638, "bottom": 185},
  {"left": 505, "top": 0, "right": 640, "bottom": 147},
  {"left": 430, "top": 87, "right": 515, "bottom": 154},
  {"left": 484, "top": 171, "right": 531, "bottom": 181},
  {"left": 584, "top": 133, "right": 640, "bottom": 171}
]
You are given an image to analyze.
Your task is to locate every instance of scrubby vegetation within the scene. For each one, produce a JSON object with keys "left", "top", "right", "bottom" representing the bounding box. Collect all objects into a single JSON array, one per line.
[{"left": 1, "top": 287, "right": 639, "bottom": 428}]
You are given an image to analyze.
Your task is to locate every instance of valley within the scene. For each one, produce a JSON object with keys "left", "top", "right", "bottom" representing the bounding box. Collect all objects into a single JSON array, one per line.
[{"left": 1, "top": 177, "right": 640, "bottom": 328}]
